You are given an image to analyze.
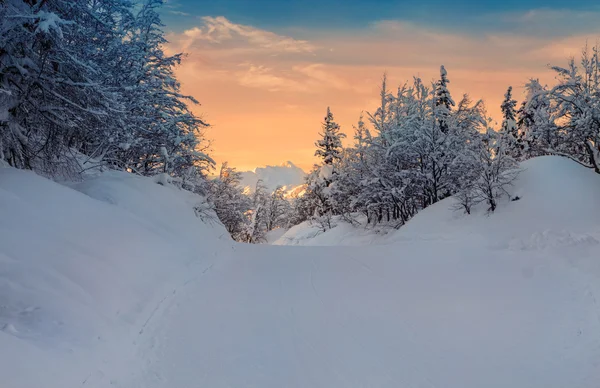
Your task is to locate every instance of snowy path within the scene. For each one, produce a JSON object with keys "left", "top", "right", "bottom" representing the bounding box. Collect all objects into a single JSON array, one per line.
[{"left": 125, "top": 241, "right": 600, "bottom": 388}]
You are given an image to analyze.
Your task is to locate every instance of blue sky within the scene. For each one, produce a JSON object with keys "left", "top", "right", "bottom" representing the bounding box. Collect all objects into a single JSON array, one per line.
[{"left": 163, "top": 0, "right": 600, "bottom": 33}]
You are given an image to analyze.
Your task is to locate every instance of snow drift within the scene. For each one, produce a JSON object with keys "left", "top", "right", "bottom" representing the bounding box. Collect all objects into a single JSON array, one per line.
[
  {"left": 2, "top": 156, "right": 600, "bottom": 388},
  {"left": 0, "top": 168, "right": 232, "bottom": 387}
]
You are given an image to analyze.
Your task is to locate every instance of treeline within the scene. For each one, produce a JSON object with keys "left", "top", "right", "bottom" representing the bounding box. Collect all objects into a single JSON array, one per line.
[
  {"left": 209, "top": 44, "right": 600, "bottom": 242},
  {"left": 208, "top": 163, "right": 291, "bottom": 243},
  {"left": 0, "top": 0, "right": 212, "bottom": 188},
  {"left": 290, "top": 44, "right": 600, "bottom": 230}
]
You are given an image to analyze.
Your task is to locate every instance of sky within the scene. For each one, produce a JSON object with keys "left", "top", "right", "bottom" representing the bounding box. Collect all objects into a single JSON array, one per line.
[{"left": 161, "top": 0, "right": 600, "bottom": 172}]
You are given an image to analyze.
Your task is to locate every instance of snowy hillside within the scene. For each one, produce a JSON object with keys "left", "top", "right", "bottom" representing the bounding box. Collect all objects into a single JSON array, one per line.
[
  {"left": 0, "top": 167, "right": 233, "bottom": 388},
  {"left": 2, "top": 156, "right": 600, "bottom": 388},
  {"left": 240, "top": 161, "right": 306, "bottom": 193},
  {"left": 274, "top": 156, "right": 600, "bottom": 247}
]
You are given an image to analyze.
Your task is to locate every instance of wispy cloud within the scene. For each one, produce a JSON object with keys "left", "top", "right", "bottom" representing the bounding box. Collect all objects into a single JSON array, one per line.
[
  {"left": 182, "top": 16, "right": 315, "bottom": 53},
  {"left": 169, "top": 10, "right": 191, "bottom": 16}
]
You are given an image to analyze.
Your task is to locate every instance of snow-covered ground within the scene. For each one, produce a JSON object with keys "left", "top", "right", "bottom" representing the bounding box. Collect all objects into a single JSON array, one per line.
[{"left": 2, "top": 156, "right": 600, "bottom": 387}]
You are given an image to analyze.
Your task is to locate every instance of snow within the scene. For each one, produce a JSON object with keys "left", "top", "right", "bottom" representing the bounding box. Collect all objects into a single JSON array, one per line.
[
  {"left": 264, "top": 227, "right": 287, "bottom": 244},
  {"left": 273, "top": 215, "right": 397, "bottom": 246},
  {"left": 35, "top": 11, "right": 67, "bottom": 38},
  {"left": 2, "top": 156, "right": 600, "bottom": 388},
  {"left": 239, "top": 161, "right": 305, "bottom": 193},
  {"left": 318, "top": 163, "right": 333, "bottom": 181},
  {"left": 0, "top": 167, "right": 231, "bottom": 387}
]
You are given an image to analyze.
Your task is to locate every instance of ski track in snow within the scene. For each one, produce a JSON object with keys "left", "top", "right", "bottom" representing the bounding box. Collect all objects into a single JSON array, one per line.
[{"left": 113, "top": 240, "right": 600, "bottom": 388}]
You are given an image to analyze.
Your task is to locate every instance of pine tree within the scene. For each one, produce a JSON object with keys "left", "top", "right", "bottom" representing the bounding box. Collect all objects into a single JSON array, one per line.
[
  {"left": 517, "top": 79, "right": 555, "bottom": 159},
  {"left": 315, "top": 107, "right": 345, "bottom": 166},
  {"left": 498, "top": 86, "right": 522, "bottom": 159},
  {"left": 434, "top": 65, "right": 455, "bottom": 133}
]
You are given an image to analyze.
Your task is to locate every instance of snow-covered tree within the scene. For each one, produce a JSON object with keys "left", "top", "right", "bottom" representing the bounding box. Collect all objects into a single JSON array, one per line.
[
  {"left": 434, "top": 65, "right": 455, "bottom": 133},
  {"left": 0, "top": 0, "right": 212, "bottom": 185},
  {"left": 498, "top": 86, "right": 523, "bottom": 160},
  {"left": 474, "top": 128, "right": 520, "bottom": 212},
  {"left": 0, "top": 0, "right": 121, "bottom": 176},
  {"left": 112, "top": 0, "right": 213, "bottom": 180},
  {"left": 240, "top": 180, "right": 269, "bottom": 243},
  {"left": 209, "top": 163, "right": 251, "bottom": 240},
  {"left": 544, "top": 45, "right": 600, "bottom": 173},
  {"left": 265, "top": 185, "right": 291, "bottom": 231},
  {"left": 315, "top": 107, "right": 345, "bottom": 166}
]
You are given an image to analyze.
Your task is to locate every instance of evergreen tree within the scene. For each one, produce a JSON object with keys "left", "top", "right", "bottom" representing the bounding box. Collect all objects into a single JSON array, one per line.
[
  {"left": 498, "top": 86, "right": 522, "bottom": 160},
  {"left": 315, "top": 107, "right": 345, "bottom": 166},
  {"left": 517, "top": 79, "right": 555, "bottom": 159},
  {"left": 434, "top": 65, "right": 455, "bottom": 133}
]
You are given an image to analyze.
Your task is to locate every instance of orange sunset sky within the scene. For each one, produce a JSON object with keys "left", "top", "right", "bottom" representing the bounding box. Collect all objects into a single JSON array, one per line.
[{"left": 163, "top": 9, "right": 600, "bottom": 172}]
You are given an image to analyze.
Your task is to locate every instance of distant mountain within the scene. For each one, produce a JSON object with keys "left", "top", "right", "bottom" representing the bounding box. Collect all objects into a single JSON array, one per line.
[{"left": 240, "top": 161, "right": 306, "bottom": 194}]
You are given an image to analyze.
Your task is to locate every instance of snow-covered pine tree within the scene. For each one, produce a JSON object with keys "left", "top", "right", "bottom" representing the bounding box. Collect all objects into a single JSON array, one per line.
[
  {"left": 434, "top": 65, "right": 455, "bottom": 134},
  {"left": 517, "top": 79, "right": 555, "bottom": 159},
  {"left": 498, "top": 86, "right": 523, "bottom": 160},
  {"left": 330, "top": 114, "right": 372, "bottom": 220},
  {"left": 114, "top": 0, "right": 213, "bottom": 181},
  {"left": 367, "top": 74, "right": 395, "bottom": 146},
  {"left": 305, "top": 107, "right": 346, "bottom": 226},
  {"left": 315, "top": 107, "right": 345, "bottom": 167}
]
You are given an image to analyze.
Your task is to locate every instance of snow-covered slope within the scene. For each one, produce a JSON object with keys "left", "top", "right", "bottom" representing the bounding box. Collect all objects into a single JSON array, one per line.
[
  {"left": 2, "top": 156, "right": 600, "bottom": 388},
  {"left": 240, "top": 161, "right": 305, "bottom": 193},
  {"left": 273, "top": 214, "right": 398, "bottom": 246},
  {"left": 0, "top": 168, "right": 232, "bottom": 388}
]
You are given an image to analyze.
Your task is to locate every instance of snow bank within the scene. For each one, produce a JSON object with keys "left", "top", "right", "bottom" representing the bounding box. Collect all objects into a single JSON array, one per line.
[
  {"left": 396, "top": 156, "right": 600, "bottom": 246},
  {"left": 0, "top": 168, "right": 231, "bottom": 387},
  {"left": 273, "top": 215, "right": 397, "bottom": 246}
]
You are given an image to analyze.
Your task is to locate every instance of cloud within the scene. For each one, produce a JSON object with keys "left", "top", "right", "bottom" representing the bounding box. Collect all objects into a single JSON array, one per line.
[
  {"left": 169, "top": 10, "right": 191, "bottom": 16},
  {"left": 235, "top": 64, "right": 310, "bottom": 92},
  {"left": 182, "top": 16, "right": 315, "bottom": 53},
  {"left": 477, "top": 9, "right": 600, "bottom": 38}
]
